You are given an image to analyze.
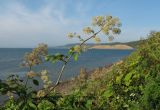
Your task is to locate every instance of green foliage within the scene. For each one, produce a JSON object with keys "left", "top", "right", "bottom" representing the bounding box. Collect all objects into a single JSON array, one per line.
[
  {"left": 41, "top": 31, "right": 159, "bottom": 110},
  {"left": 73, "top": 53, "right": 79, "bottom": 61},
  {"left": 33, "top": 79, "right": 39, "bottom": 86},
  {"left": 141, "top": 77, "right": 160, "bottom": 110},
  {"left": 45, "top": 53, "right": 68, "bottom": 63},
  {"left": 38, "top": 100, "right": 55, "bottom": 110}
]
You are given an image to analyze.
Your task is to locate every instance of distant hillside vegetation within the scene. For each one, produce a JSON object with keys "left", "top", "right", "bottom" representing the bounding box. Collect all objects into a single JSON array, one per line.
[
  {"left": 56, "top": 40, "right": 141, "bottom": 49},
  {"left": 124, "top": 40, "right": 141, "bottom": 48}
]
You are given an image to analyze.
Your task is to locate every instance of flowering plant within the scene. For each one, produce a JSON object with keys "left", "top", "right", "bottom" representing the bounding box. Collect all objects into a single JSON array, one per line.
[{"left": 0, "top": 15, "right": 121, "bottom": 109}]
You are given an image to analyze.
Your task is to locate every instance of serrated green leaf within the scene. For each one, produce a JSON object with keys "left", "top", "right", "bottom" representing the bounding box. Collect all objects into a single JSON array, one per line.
[
  {"left": 103, "top": 87, "right": 113, "bottom": 98},
  {"left": 85, "top": 100, "right": 92, "bottom": 110},
  {"left": 45, "top": 56, "right": 50, "bottom": 61},
  {"left": 124, "top": 72, "right": 133, "bottom": 82},
  {"left": 116, "top": 74, "right": 123, "bottom": 84},
  {"left": 28, "top": 101, "right": 37, "bottom": 110}
]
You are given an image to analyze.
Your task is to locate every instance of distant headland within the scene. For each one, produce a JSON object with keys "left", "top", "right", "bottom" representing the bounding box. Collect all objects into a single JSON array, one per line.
[
  {"left": 54, "top": 40, "right": 141, "bottom": 50},
  {"left": 90, "top": 44, "right": 133, "bottom": 50}
]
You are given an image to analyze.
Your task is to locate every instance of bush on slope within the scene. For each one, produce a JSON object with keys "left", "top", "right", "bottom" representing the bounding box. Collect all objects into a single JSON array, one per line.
[{"left": 55, "top": 32, "right": 160, "bottom": 110}]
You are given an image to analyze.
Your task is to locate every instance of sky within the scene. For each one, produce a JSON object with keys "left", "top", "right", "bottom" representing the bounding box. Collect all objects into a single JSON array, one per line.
[{"left": 0, "top": 0, "right": 160, "bottom": 48}]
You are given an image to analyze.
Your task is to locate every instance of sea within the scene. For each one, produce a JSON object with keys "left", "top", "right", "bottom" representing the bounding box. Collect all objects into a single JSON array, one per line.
[
  {"left": 0, "top": 48, "right": 134, "bottom": 103},
  {"left": 0, "top": 48, "right": 134, "bottom": 81}
]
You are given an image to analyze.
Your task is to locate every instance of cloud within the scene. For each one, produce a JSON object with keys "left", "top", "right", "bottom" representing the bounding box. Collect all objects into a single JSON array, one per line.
[{"left": 0, "top": 1, "right": 84, "bottom": 48}]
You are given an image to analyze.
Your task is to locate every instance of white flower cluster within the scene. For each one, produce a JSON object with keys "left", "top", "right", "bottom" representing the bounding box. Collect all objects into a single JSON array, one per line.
[
  {"left": 92, "top": 16, "right": 104, "bottom": 26},
  {"left": 27, "top": 71, "right": 37, "bottom": 78},
  {"left": 67, "top": 33, "right": 74, "bottom": 38},
  {"left": 36, "top": 70, "right": 52, "bottom": 98},
  {"left": 93, "top": 36, "right": 101, "bottom": 43},
  {"left": 40, "top": 70, "right": 52, "bottom": 89},
  {"left": 83, "top": 27, "right": 94, "bottom": 34},
  {"left": 36, "top": 90, "right": 45, "bottom": 98}
]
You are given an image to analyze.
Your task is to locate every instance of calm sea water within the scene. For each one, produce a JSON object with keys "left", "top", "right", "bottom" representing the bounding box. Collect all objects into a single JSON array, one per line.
[
  {"left": 0, "top": 48, "right": 134, "bottom": 103},
  {"left": 0, "top": 48, "right": 134, "bottom": 81}
]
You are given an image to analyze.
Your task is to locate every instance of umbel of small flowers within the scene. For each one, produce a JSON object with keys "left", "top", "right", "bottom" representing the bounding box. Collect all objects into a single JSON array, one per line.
[
  {"left": 40, "top": 70, "right": 52, "bottom": 89},
  {"left": 22, "top": 43, "right": 48, "bottom": 69},
  {"left": 26, "top": 71, "right": 37, "bottom": 78},
  {"left": 36, "top": 90, "right": 45, "bottom": 98},
  {"left": 67, "top": 15, "right": 121, "bottom": 43},
  {"left": 35, "top": 70, "right": 52, "bottom": 98},
  {"left": 21, "top": 44, "right": 49, "bottom": 98}
]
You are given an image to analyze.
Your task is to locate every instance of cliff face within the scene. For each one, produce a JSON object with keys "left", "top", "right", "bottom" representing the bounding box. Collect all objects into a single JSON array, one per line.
[{"left": 90, "top": 44, "right": 133, "bottom": 49}]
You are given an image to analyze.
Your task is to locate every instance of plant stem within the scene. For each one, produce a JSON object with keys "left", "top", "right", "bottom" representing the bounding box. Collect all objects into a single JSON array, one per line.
[
  {"left": 24, "top": 66, "right": 32, "bottom": 88},
  {"left": 24, "top": 66, "right": 32, "bottom": 103},
  {"left": 44, "top": 29, "right": 102, "bottom": 97},
  {"left": 54, "top": 29, "right": 102, "bottom": 87}
]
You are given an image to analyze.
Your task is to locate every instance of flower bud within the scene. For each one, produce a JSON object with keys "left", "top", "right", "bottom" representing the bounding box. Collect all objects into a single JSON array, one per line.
[
  {"left": 27, "top": 71, "right": 37, "bottom": 78},
  {"left": 41, "top": 70, "right": 48, "bottom": 76},
  {"left": 67, "top": 33, "right": 74, "bottom": 38},
  {"left": 37, "top": 90, "right": 45, "bottom": 98}
]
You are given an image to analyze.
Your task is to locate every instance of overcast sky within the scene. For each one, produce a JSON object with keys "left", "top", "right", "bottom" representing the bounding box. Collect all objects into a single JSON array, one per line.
[{"left": 0, "top": 0, "right": 160, "bottom": 48}]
